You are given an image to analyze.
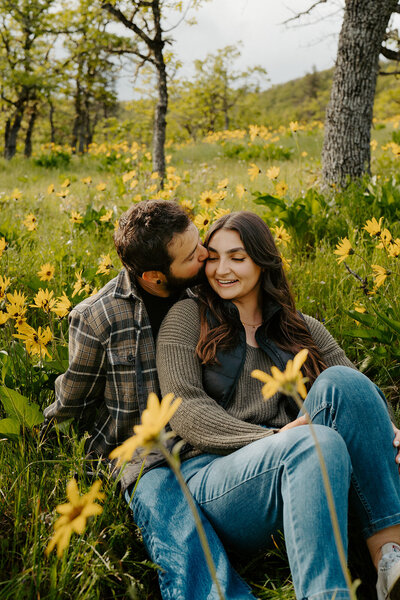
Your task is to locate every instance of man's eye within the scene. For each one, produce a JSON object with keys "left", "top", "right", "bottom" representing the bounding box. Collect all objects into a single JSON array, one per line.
[
  {"left": 232, "top": 258, "right": 245, "bottom": 262},
  {"left": 206, "top": 257, "right": 217, "bottom": 261}
]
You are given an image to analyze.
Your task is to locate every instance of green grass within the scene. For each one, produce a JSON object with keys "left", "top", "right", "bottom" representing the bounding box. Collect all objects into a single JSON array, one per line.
[{"left": 1, "top": 122, "right": 400, "bottom": 598}]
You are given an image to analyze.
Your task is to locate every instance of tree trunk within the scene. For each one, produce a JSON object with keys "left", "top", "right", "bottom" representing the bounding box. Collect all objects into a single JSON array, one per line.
[
  {"left": 322, "top": 0, "right": 398, "bottom": 185},
  {"left": 152, "top": 1, "right": 167, "bottom": 183},
  {"left": 4, "top": 105, "right": 25, "bottom": 159},
  {"left": 49, "top": 99, "right": 56, "bottom": 144},
  {"left": 24, "top": 102, "right": 38, "bottom": 158}
]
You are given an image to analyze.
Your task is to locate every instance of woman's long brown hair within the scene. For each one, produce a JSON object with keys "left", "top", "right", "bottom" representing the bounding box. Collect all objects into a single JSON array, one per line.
[{"left": 195, "top": 211, "right": 327, "bottom": 387}]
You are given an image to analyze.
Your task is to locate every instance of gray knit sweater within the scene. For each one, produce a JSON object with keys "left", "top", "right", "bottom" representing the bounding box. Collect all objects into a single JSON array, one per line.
[{"left": 156, "top": 299, "right": 355, "bottom": 457}]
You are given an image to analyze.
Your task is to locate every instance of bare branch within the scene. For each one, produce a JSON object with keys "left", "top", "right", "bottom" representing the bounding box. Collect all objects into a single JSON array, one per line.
[
  {"left": 379, "top": 69, "right": 400, "bottom": 75},
  {"left": 101, "top": 2, "right": 154, "bottom": 48},
  {"left": 381, "top": 44, "right": 400, "bottom": 61},
  {"left": 164, "top": 0, "right": 193, "bottom": 33},
  {"left": 282, "top": 0, "right": 327, "bottom": 25}
]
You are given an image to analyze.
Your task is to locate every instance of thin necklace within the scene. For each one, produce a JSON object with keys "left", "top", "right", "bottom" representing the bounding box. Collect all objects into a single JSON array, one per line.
[{"left": 241, "top": 320, "right": 262, "bottom": 328}]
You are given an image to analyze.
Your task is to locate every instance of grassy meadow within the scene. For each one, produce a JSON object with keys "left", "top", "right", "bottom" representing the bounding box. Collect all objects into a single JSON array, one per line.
[{"left": 1, "top": 118, "right": 400, "bottom": 599}]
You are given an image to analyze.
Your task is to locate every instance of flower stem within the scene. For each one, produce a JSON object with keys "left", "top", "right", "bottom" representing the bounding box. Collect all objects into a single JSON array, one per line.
[
  {"left": 292, "top": 393, "right": 358, "bottom": 600},
  {"left": 157, "top": 443, "right": 225, "bottom": 600}
]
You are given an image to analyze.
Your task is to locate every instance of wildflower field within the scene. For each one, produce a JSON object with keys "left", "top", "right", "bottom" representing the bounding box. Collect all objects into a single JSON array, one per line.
[{"left": 1, "top": 118, "right": 400, "bottom": 599}]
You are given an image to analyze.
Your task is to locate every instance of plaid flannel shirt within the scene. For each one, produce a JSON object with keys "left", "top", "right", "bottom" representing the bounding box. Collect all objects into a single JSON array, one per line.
[{"left": 44, "top": 268, "right": 177, "bottom": 490}]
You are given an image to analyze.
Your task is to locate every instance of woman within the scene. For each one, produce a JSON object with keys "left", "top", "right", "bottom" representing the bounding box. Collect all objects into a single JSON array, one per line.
[{"left": 156, "top": 211, "right": 400, "bottom": 600}]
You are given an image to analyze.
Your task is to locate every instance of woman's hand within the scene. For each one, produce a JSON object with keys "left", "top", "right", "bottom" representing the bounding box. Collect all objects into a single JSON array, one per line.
[
  {"left": 279, "top": 415, "right": 309, "bottom": 432},
  {"left": 392, "top": 422, "right": 400, "bottom": 471}
]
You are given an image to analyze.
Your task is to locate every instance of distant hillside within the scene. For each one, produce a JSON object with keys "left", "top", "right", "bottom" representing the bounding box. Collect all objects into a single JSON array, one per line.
[{"left": 259, "top": 64, "right": 400, "bottom": 128}]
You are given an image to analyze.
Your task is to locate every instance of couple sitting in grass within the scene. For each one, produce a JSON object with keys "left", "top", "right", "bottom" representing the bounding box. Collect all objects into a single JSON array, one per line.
[{"left": 43, "top": 199, "right": 400, "bottom": 600}]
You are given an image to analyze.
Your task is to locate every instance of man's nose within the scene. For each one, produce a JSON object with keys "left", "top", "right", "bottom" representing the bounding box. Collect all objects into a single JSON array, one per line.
[{"left": 198, "top": 245, "right": 208, "bottom": 262}]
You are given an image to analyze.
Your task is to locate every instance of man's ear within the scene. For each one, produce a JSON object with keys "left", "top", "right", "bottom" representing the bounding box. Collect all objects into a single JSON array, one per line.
[{"left": 141, "top": 271, "right": 167, "bottom": 284}]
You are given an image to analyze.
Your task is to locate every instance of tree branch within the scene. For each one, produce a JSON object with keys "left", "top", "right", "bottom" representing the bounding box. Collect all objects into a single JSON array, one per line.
[
  {"left": 381, "top": 44, "right": 400, "bottom": 61},
  {"left": 101, "top": 2, "right": 154, "bottom": 49},
  {"left": 282, "top": 0, "right": 327, "bottom": 24}
]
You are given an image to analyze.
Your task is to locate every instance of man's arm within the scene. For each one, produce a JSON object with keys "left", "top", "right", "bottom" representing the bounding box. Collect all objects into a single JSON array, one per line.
[{"left": 43, "top": 308, "right": 106, "bottom": 423}]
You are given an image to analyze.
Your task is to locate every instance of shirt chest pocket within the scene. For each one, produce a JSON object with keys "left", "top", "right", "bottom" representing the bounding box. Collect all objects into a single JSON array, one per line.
[{"left": 106, "top": 348, "right": 136, "bottom": 378}]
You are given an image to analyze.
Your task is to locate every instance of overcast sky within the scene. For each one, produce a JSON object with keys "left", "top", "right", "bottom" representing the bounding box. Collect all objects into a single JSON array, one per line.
[{"left": 116, "top": 0, "right": 396, "bottom": 100}]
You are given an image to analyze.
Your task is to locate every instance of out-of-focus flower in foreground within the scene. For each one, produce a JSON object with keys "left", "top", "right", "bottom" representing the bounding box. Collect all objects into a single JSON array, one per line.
[
  {"left": 109, "top": 392, "right": 182, "bottom": 467},
  {"left": 252, "top": 349, "right": 309, "bottom": 401},
  {"left": 45, "top": 479, "right": 104, "bottom": 558}
]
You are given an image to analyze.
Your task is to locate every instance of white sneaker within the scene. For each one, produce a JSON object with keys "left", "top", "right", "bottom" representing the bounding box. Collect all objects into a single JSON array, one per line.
[{"left": 377, "top": 543, "right": 400, "bottom": 600}]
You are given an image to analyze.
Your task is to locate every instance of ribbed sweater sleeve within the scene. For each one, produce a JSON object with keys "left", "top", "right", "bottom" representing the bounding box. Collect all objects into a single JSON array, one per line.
[
  {"left": 156, "top": 299, "right": 273, "bottom": 454},
  {"left": 303, "top": 315, "right": 355, "bottom": 369}
]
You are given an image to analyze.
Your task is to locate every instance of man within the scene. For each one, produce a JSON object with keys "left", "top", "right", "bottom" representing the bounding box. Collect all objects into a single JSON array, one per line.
[{"left": 43, "top": 200, "right": 255, "bottom": 600}]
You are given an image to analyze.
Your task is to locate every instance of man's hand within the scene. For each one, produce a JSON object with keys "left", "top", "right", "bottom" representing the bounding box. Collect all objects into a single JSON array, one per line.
[
  {"left": 279, "top": 414, "right": 309, "bottom": 433},
  {"left": 392, "top": 422, "right": 400, "bottom": 471}
]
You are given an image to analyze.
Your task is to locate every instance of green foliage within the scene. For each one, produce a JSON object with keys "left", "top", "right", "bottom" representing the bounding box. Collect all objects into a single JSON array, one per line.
[
  {"left": 223, "top": 142, "right": 293, "bottom": 162},
  {"left": 34, "top": 150, "right": 71, "bottom": 169}
]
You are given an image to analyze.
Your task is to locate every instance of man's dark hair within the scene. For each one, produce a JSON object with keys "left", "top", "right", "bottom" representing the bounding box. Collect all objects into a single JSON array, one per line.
[{"left": 114, "top": 199, "right": 191, "bottom": 277}]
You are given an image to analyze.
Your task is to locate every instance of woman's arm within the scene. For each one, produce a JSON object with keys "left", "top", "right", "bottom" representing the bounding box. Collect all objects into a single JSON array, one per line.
[
  {"left": 304, "top": 314, "right": 356, "bottom": 369},
  {"left": 157, "top": 299, "right": 273, "bottom": 454}
]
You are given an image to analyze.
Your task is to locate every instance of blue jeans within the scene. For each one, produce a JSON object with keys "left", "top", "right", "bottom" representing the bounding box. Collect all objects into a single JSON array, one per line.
[{"left": 126, "top": 366, "right": 400, "bottom": 600}]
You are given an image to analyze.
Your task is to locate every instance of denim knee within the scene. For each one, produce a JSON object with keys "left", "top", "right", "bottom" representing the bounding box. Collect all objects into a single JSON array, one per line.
[
  {"left": 309, "top": 365, "right": 388, "bottom": 415},
  {"left": 287, "top": 425, "right": 352, "bottom": 482}
]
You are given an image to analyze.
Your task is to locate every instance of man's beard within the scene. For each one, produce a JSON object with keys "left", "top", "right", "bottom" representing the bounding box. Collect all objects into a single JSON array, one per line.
[{"left": 164, "top": 264, "right": 207, "bottom": 293}]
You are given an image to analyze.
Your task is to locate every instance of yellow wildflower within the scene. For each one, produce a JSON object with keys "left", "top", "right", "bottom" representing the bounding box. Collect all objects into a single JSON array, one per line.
[
  {"left": 130, "top": 179, "right": 139, "bottom": 189},
  {"left": 100, "top": 210, "right": 113, "bottom": 223},
  {"left": 376, "top": 228, "right": 392, "bottom": 249},
  {"left": 122, "top": 171, "right": 136, "bottom": 183},
  {"left": 281, "top": 255, "right": 291, "bottom": 272},
  {"left": 13, "top": 323, "right": 53, "bottom": 358},
  {"left": 147, "top": 184, "right": 157, "bottom": 194},
  {"left": 363, "top": 217, "right": 383, "bottom": 237},
  {"left": 72, "top": 270, "right": 84, "bottom": 298},
  {"left": 236, "top": 184, "right": 246, "bottom": 199},
  {"left": 0, "top": 237, "right": 7, "bottom": 258},
  {"left": 11, "top": 188, "right": 22, "bottom": 200},
  {"left": 275, "top": 181, "right": 288, "bottom": 198},
  {"left": 252, "top": 349, "right": 309, "bottom": 400},
  {"left": 51, "top": 293, "right": 72, "bottom": 318},
  {"left": 371, "top": 265, "right": 389, "bottom": 288},
  {"left": 23, "top": 214, "right": 37, "bottom": 231},
  {"left": 199, "top": 190, "right": 219, "bottom": 211},
  {"left": 266, "top": 166, "right": 280, "bottom": 180},
  {"left": 180, "top": 199, "right": 195, "bottom": 214},
  {"left": 47, "top": 184, "right": 55, "bottom": 194},
  {"left": 109, "top": 393, "right": 182, "bottom": 467},
  {"left": 334, "top": 238, "right": 354, "bottom": 264},
  {"left": 70, "top": 211, "right": 83, "bottom": 224},
  {"left": 388, "top": 239, "right": 400, "bottom": 258},
  {"left": 61, "top": 178, "right": 70, "bottom": 188},
  {"left": 370, "top": 139, "right": 378, "bottom": 151},
  {"left": 301, "top": 151, "right": 308, "bottom": 157},
  {"left": 6, "top": 291, "right": 27, "bottom": 318},
  {"left": 0, "top": 311, "right": 9, "bottom": 326},
  {"left": 213, "top": 207, "right": 231, "bottom": 220},
  {"left": 81, "top": 176, "right": 92, "bottom": 185},
  {"left": 96, "top": 254, "right": 113, "bottom": 275},
  {"left": 354, "top": 303, "right": 366, "bottom": 314},
  {"left": 248, "top": 163, "right": 261, "bottom": 181},
  {"left": 30, "top": 289, "right": 56, "bottom": 313},
  {"left": 217, "top": 178, "right": 229, "bottom": 189},
  {"left": 96, "top": 182, "right": 107, "bottom": 191},
  {"left": 56, "top": 189, "right": 69, "bottom": 198},
  {"left": 272, "top": 225, "right": 291, "bottom": 247},
  {"left": 0, "top": 275, "right": 11, "bottom": 300},
  {"left": 37, "top": 263, "right": 55, "bottom": 282},
  {"left": 150, "top": 172, "right": 159, "bottom": 180},
  {"left": 45, "top": 479, "right": 104, "bottom": 558},
  {"left": 193, "top": 212, "right": 212, "bottom": 232},
  {"left": 289, "top": 121, "right": 299, "bottom": 133}
]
